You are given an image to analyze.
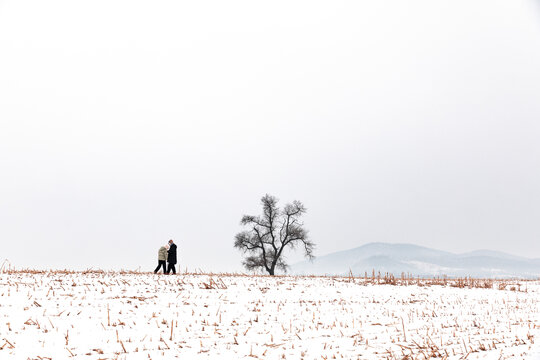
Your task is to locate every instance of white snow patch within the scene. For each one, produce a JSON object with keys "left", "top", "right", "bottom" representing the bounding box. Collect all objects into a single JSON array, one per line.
[
  {"left": 0, "top": 272, "right": 539, "bottom": 359},
  {"left": 405, "top": 260, "right": 459, "bottom": 275}
]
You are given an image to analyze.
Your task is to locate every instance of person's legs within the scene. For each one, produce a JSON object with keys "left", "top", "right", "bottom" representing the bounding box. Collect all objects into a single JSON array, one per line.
[
  {"left": 170, "top": 264, "right": 176, "bottom": 274},
  {"left": 166, "top": 262, "right": 171, "bottom": 274},
  {"left": 155, "top": 261, "right": 167, "bottom": 274}
]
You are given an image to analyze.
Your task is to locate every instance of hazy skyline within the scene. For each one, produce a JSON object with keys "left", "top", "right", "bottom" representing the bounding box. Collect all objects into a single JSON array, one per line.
[{"left": 1, "top": 0, "right": 540, "bottom": 271}]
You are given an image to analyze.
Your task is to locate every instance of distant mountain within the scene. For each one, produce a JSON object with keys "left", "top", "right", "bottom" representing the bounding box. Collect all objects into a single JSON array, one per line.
[{"left": 291, "top": 242, "right": 540, "bottom": 278}]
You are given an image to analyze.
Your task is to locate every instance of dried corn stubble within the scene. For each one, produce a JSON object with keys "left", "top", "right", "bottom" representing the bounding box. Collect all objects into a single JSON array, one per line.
[{"left": 0, "top": 270, "right": 539, "bottom": 359}]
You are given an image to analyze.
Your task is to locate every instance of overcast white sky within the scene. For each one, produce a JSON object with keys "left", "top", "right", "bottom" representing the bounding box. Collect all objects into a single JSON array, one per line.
[{"left": 1, "top": 0, "right": 539, "bottom": 271}]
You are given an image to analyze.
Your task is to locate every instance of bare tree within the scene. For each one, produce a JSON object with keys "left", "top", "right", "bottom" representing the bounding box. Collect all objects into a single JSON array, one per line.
[{"left": 234, "top": 194, "right": 314, "bottom": 275}]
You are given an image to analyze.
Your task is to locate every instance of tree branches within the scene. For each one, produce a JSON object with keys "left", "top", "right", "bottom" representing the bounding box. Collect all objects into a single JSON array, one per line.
[{"left": 234, "top": 194, "right": 314, "bottom": 275}]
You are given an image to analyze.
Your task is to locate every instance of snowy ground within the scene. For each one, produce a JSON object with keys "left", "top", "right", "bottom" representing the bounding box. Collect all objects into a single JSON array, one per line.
[{"left": 1, "top": 272, "right": 540, "bottom": 359}]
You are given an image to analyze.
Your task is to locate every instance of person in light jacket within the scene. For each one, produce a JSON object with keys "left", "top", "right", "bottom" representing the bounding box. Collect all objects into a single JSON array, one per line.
[
  {"left": 154, "top": 244, "right": 168, "bottom": 274},
  {"left": 166, "top": 239, "right": 177, "bottom": 274}
]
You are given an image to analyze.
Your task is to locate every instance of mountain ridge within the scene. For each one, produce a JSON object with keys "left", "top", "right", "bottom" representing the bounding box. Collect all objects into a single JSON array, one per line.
[{"left": 291, "top": 242, "right": 540, "bottom": 278}]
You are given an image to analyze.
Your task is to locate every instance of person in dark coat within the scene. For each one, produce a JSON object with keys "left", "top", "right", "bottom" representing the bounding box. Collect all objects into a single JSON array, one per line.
[{"left": 166, "top": 239, "right": 177, "bottom": 274}]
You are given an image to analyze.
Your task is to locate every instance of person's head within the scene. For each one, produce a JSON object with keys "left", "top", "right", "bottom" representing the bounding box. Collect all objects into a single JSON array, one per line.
[{"left": 168, "top": 239, "right": 174, "bottom": 245}]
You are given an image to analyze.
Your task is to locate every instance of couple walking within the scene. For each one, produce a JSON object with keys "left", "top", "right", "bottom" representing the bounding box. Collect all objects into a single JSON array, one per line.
[{"left": 154, "top": 239, "right": 178, "bottom": 274}]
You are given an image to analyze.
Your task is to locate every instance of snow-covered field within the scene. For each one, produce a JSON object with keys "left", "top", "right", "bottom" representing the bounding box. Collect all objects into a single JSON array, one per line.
[{"left": 1, "top": 272, "right": 540, "bottom": 359}]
